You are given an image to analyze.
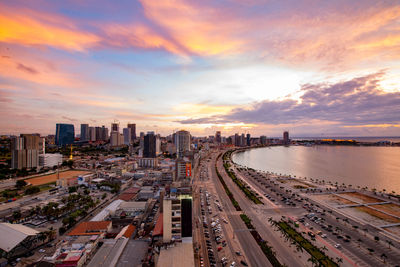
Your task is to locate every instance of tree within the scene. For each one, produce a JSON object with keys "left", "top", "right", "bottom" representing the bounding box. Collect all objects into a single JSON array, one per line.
[
  {"left": 25, "top": 186, "right": 40, "bottom": 195},
  {"left": 386, "top": 240, "right": 393, "bottom": 249},
  {"left": 16, "top": 180, "right": 27, "bottom": 189},
  {"left": 380, "top": 253, "right": 387, "bottom": 263},
  {"left": 12, "top": 211, "right": 21, "bottom": 221},
  {"left": 374, "top": 236, "right": 380, "bottom": 243},
  {"left": 367, "top": 248, "right": 374, "bottom": 255}
]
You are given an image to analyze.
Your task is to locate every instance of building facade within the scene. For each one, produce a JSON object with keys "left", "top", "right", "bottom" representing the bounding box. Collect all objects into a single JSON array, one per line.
[{"left": 55, "top": 123, "right": 75, "bottom": 146}]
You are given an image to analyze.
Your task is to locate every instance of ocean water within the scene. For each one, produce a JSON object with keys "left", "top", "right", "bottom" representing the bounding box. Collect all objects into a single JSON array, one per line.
[{"left": 232, "top": 145, "right": 400, "bottom": 193}]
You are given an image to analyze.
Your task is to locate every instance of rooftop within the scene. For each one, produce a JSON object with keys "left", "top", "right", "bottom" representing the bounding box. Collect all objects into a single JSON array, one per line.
[
  {"left": 0, "top": 223, "right": 39, "bottom": 252},
  {"left": 68, "top": 221, "right": 111, "bottom": 236}
]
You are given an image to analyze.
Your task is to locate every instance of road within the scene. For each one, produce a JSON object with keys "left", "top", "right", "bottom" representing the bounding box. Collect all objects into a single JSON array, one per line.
[
  {"left": 209, "top": 152, "right": 273, "bottom": 267},
  {"left": 234, "top": 164, "right": 400, "bottom": 266}
]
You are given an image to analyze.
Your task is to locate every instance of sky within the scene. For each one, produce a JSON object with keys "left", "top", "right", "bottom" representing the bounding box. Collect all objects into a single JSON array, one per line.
[{"left": 1, "top": 0, "right": 400, "bottom": 137}]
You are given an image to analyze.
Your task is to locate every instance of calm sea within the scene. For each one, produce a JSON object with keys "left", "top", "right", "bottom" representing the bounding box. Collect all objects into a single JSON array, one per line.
[{"left": 232, "top": 145, "right": 400, "bottom": 193}]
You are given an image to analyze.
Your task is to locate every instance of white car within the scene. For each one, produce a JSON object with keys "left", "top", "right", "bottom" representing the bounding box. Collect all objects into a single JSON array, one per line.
[
  {"left": 230, "top": 262, "right": 236, "bottom": 267},
  {"left": 334, "top": 244, "right": 341, "bottom": 248}
]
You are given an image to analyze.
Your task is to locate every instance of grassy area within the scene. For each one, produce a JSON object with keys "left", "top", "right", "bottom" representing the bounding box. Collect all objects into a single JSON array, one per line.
[
  {"left": 276, "top": 220, "right": 338, "bottom": 267},
  {"left": 222, "top": 151, "right": 263, "bottom": 204},
  {"left": 239, "top": 214, "right": 283, "bottom": 267}
]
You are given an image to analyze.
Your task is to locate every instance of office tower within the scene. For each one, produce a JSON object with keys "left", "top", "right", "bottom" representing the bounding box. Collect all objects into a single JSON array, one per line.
[
  {"left": 175, "top": 130, "right": 191, "bottom": 158},
  {"left": 110, "top": 131, "right": 123, "bottom": 147},
  {"left": 283, "top": 131, "right": 289, "bottom": 145},
  {"left": 123, "top": 128, "right": 131, "bottom": 145},
  {"left": 11, "top": 134, "right": 40, "bottom": 169},
  {"left": 55, "top": 123, "right": 75, "bottom": 146},
  {"left": 162, "top": 194, "right": 192, "bottom": 243},
  {"left": 215, "top": 131, "right": 221, "bottom": 143},
  {"left": 176, "top": 158, "right": 192, "bottom": 180},
  {"left": 89, "top": 127, "right": 96, "bottom": 142},
  {"left": 144, "top": 132, "right": 156, "bottom": 158},
  {"left": 241, "top": 133, "right": 245, "bottom": 147},
  {"left": 156, "top": 134, "right": 161, "bottom": 156},
  {"left": 98, "top": 126, "right": 108, "bottom": 141},
  {"left": 127, "top": 123, "right": 136, "bottom": 142},
  {"left": 80, "top": 124, "right": 89, "bottom": 141},
  {"left": 39, "top": 137, "right": 45, "bottom": 155},
  {"left": 234, "top": 133, "right": 240, "bottom": 147},
  {"left": 246, "top": 133, "right": 251, "bottom": 146},
  {"left": 260, "top": 135, "right": 267, "bottom": 145},
  {"left": 111, "top": 122, "right": 119, "bottom": 133}
]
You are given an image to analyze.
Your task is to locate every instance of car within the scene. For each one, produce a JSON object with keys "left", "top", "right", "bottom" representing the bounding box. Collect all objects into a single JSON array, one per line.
[
  {"left": 230, "top": 262, "right": 236, "bottom": 267},
  {"left": 321, "top": 234, "right": 327, "bottom": 238},
  {"left": 240, "top": 260, "right": 248, "bottom": 266},
  {"left": 235, "top": 251, "right": 241, "bottom": 256},
  {"left": 334, "top": 244, "right": 341, "bottom": 248}
]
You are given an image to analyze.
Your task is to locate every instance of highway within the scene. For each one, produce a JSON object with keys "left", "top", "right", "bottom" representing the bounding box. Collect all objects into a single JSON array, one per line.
[
  {"left": 209, "top": 152, "right": 272, "bottom": 267},
  {"left": 214, "top": 152, "right": 308, "bottom": 267}
]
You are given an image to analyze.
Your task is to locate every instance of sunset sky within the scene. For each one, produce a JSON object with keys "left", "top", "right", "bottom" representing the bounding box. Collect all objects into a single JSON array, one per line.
[{"left": 1, "top": 0, "right": 400, "bottom": 137}]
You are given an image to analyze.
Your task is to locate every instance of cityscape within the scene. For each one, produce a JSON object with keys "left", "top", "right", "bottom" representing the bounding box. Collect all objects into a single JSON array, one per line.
[{"left": 1, "top": 1, "right": 400, "bottom": 267}]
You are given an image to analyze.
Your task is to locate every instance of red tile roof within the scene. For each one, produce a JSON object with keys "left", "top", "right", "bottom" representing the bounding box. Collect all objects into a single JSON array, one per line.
[
  {"left": 68, "top": 221, "right": 111, "bottom": 236},
  {"left": 152, "top": 213, "right": 163, "bottom": 236},
  {"left": 123, "top": 224, "right": 136, "bottom": 238}
]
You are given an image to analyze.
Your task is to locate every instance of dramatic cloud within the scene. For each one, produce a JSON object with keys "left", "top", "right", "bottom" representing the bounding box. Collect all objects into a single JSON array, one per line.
[
  {"left": 1, "top": 1, "right": 400, "bottom": 136},
  {"left": 178, "top": 72, "right": 400, "bottom": 127}
]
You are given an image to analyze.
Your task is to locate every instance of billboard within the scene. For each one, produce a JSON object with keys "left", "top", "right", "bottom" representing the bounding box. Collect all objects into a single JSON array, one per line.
[{"left": 185, "top": 163, "right": 192, "bottom": 177}]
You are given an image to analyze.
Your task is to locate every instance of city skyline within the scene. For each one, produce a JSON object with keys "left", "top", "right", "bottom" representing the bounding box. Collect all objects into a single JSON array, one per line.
[{"left": 1, "top": 1, "right": 400, "bottom": 137}]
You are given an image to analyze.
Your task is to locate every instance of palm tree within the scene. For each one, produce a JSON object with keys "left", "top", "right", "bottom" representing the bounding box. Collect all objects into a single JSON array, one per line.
[
  {"left": 307, "top": 256, "right": 318, "bottom": 267},
  {"left": 336, "top": 257, "right": 343, "bottom": 264},
  {"left": 386, "top": 240, "right": 393, "bottom": 249},
  {"left": 363, "top": 228, "right": 368, "bottom": 237},
  {"left": 380, "top": 253, "right": 387, "bottom": 263}
]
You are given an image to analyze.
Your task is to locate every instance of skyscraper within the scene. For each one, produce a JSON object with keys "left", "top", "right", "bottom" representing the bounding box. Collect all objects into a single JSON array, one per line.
[
  {"left": 283, "top": 131, "right": 290, "bottom": 145},
  {"left": 80, "top": 124, "right": 89, "bottom": 141},
  {"left": 175, "top": 130, "right": 191, "bottom": 158},
  {"left": 215, "top": 131, "right": 221, "bottom": 143},
  {"left": 246, "top": 133, "right": 251, "bottom": 146},
  {"left": 144, "top": 132, "right": 156, "bottom": 158},
  {"left": 123, "top": 128, "right": 131, "bottom": 145},
  {"left": 127, "top": 123, "right": 136, "bottom": 142},
  {"left": 111, "top": 122, "right": 119, "bottom": 133},
  {"left": 55, "top": 124, "right": 75, "bottom": 146},
  {"left": 89, "top": 127, "right": 96, "bottom": 142},
  {"left": 11, "top": 134, "right": 40, "bottom": 169}
]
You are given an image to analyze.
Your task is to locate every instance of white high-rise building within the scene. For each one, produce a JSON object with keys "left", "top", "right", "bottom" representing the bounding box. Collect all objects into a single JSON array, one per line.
[{"left": 175, "top": 130, "right": 191, "bottom": 158}]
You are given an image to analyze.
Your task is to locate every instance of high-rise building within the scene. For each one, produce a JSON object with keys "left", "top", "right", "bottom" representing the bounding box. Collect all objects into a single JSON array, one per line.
[
  {"left": 175, "top": 130, "right": 191, "bottom": 158},
  {"left": 110, "top": 131, "right": 123, "bottom": 147},
  {"left": 144, "top": 132, "right": 156, "bottom": 158},
  {"left": 260, "top": 135, "right": 267, "bottom": 145},
  {"left": 55, "top": 123, "right": 75, "bottom": 146},
  {"left": 89, "top": 127, "right": 96, "bottom": 142},
  {"left": 246, "top": 133, "right": 251, "bottom": 146},
  {"left": 111, "top": 122, "right": 119, "bottom": 133},
  {"left": 283, "top": 131, "right": 290, "bottom": 145},
  {"left": 215, "top": 131, "right": 221, "bottom": 143},
  {"left": 127, "top": 123, "right": 136, "bottom": 142},
  {"left": 11, "top": 134, "right": 40, "bottom": 169},
  {"left": 80, "top": 124, "right": 89, "bottom": 141},
  {"left": 123, "top": 128, "right": 131, "bottom": 145},
  {"left": 96, "top": 126, "right": 108, "bottom": 141},
  {"left": 162, "top": 193, "right": 192, "bottom": 243}
]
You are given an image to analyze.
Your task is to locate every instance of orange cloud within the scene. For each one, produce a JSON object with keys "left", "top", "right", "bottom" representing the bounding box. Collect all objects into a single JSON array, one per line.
[
  {"left": 104, "top": 24, "right": 185, "bottom": 56},
  {"left": 139, "top": 0, "right": 244, "bottom": 56},
  {"left": 0, "top": 5, "right": 99, "bottom": 51}
]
